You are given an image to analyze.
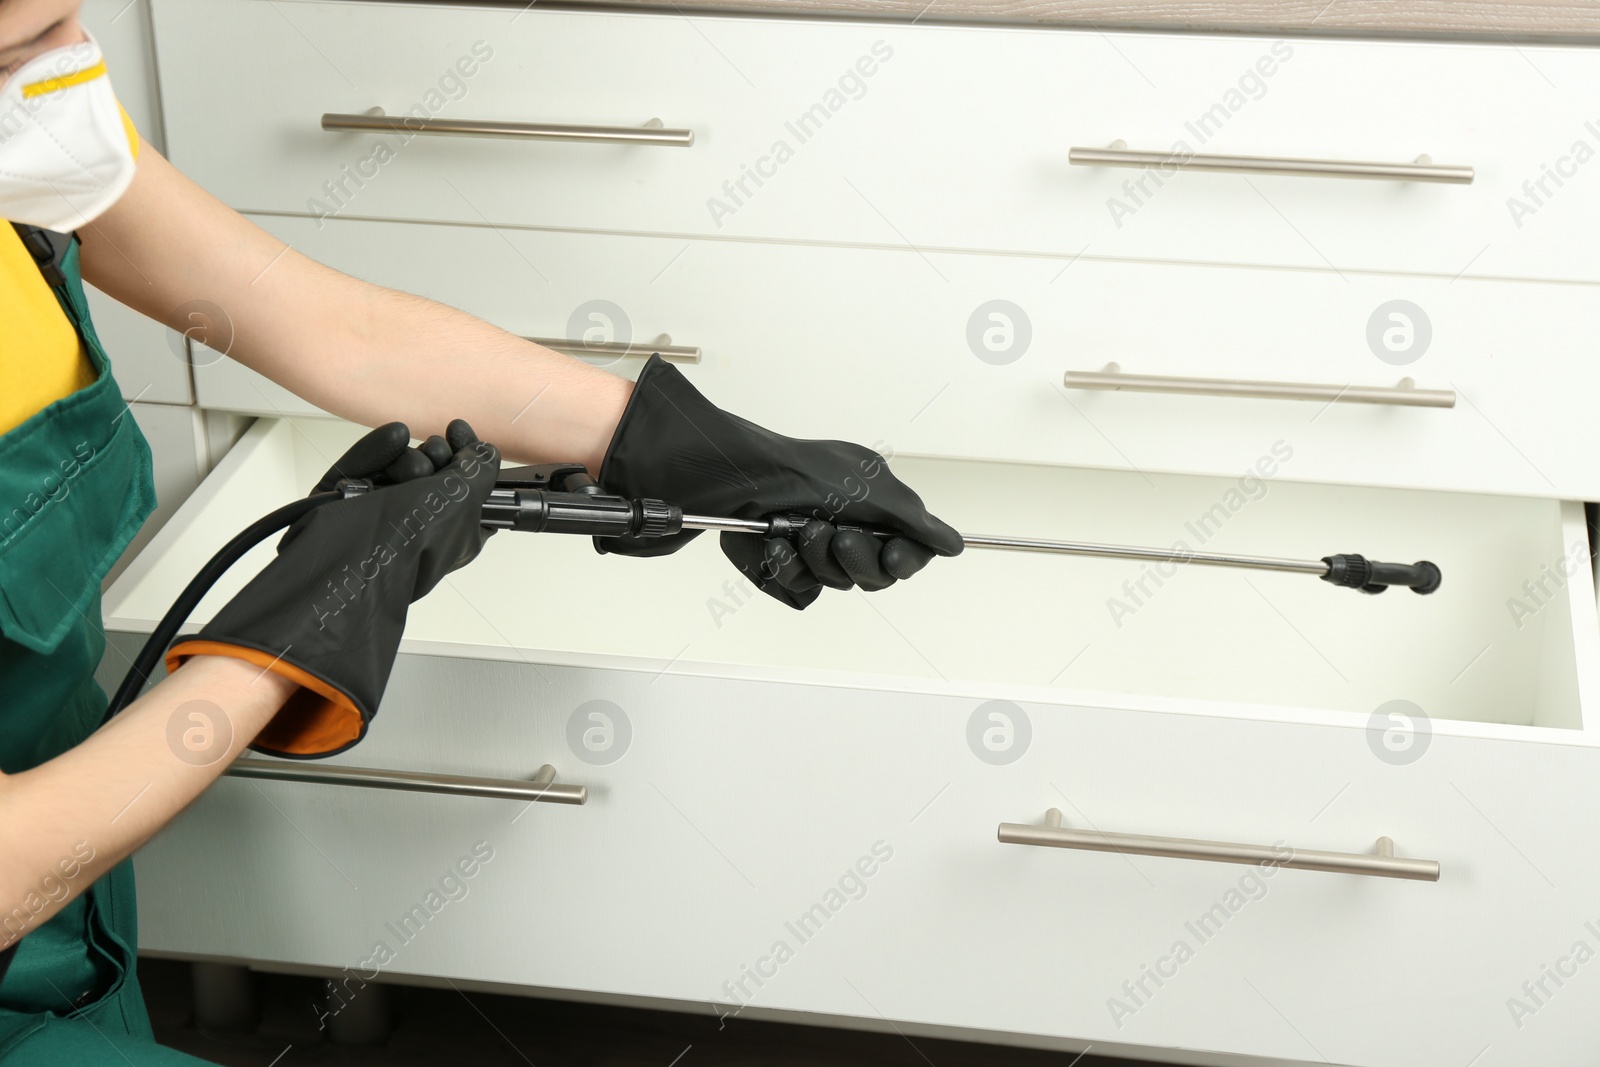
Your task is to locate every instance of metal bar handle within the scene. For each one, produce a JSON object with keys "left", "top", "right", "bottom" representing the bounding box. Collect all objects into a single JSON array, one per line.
[
  {"left": 1068, "top": 145, "right": 1473, "bottom": 184},
  {"left": 227, "top": 759, "right": 587, "bottom": 805},
  {"left": 1064, "top": 367, "right": 1455, "bottom": 409},
  {"left": 525, "top": 337, "right": 701, "bottom": 364},
  {"left": 999, "top": 808, "right": 1439, "bottom": 881},
  {"left": 322, "top": 109, "right": 693, "bottom": 147}
]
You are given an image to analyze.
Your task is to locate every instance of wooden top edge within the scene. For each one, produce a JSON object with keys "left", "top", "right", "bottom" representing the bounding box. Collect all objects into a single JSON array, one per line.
[{"left": 519, "top": 0, "right": 1600, "bottom": 43}]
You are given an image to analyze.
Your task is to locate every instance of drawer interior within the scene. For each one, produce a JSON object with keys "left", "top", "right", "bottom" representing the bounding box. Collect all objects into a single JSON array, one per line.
[{"left": 105, "top": 418, "right": 1598, "bottom": 733}]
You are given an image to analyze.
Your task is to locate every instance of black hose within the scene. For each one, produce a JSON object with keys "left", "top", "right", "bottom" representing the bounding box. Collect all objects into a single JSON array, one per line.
[{"left": 101, "top": 491, "right": 342, "bottom": 725}]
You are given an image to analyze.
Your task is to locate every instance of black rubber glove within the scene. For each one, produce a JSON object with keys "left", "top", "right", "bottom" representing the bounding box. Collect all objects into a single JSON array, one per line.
[
  {"left": 166, "top": 420, "right": 500, "bottom": 758},
  {"left": 594, "top": 355, "right": 963, "bottom": 609}
]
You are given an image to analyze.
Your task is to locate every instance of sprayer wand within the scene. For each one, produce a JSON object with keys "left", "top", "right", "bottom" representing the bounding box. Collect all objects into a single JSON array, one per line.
[{"left": 355, "top": 462, "right": 1442, "bottom": 596}]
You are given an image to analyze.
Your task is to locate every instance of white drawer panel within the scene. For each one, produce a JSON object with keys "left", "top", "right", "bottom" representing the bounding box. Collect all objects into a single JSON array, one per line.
[
  {"left": 200, "top": 215, "right": 1600, "bottom": 500},
  {"left": 152, "top": 0, "right": 1600, "bottom": 282},
  {"left": 101, "top": 649, "right": 1600, "bottom": 1067}
]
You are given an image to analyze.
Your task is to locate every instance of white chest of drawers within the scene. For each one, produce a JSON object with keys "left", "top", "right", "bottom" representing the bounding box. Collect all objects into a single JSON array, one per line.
[{"left": 110, "top": 2, "right": 1600, "bottom": 1064}]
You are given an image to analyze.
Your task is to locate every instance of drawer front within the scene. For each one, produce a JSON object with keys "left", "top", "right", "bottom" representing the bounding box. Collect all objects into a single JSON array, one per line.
[
  {"left": 201, "top": 214, "right": 1600, "bottom": 500},
  {"left": 112, "top": 645, "right": 1600, "bottom": 1067},
  {"left": 152, "top": 0, "right": 1600, "bottom": 282}
]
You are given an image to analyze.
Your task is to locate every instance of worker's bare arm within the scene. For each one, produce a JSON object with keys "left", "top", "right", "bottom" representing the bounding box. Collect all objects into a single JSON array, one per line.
[
  {"left": 79, "top": 137, "right": 631, "bottom": 475},
  {"left": 0, "top": 656, "right": 295, "bottom": 950}
]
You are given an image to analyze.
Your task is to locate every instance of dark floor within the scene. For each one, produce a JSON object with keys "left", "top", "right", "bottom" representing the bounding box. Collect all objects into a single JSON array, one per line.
[{"left": 140, "top": 957, "right": 1165, "bottom": 1067}]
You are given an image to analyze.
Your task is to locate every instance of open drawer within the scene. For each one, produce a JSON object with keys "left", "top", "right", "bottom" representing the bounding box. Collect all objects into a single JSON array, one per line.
[
  {"left": 107, "top": 417, "right": 1599, "bottom": 737},
  {"left": 102, "top": 418, "right": 1600, "bottom": 1067}
]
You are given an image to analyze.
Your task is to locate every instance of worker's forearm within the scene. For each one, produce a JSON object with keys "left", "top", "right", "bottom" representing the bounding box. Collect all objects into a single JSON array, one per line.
[
  {"left": 306, "top": 277, "right": 633, "bottom": 475},
  {"left": 0, "top": 656, "right": 294, "bottom": 951},
  {"left": 78, "top": 140, "right": 632, "bottom": 475}
]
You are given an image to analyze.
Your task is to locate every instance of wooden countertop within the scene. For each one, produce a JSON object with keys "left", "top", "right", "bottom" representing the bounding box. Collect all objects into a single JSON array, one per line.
[{"left": 567, "top": 0, "right": 1600, "bottom": 42}]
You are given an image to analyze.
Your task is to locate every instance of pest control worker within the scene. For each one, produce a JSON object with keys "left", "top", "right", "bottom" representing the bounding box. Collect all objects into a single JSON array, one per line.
[{"left": 0, "top": 2, "right": 963, "bottom": 1062}]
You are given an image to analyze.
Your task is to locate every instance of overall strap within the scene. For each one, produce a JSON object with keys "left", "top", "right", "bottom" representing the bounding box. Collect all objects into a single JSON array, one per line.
[
  {"left": 8, "top": 222, "right": 75, "bottom": 290},
  {"left": 0, "top": 220, "right": 65, "bottom": 990},
  {"left": 0, "top": 219, "right": 70, "bottom": 991}
]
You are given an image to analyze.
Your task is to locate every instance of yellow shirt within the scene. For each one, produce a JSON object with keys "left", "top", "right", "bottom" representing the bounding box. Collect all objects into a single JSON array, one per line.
[{"left": 0, "top": 104, "right": 140, "bottom": 436}]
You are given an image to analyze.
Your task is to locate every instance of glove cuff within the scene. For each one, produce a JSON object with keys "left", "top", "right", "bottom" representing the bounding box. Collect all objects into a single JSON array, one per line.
[
  {"left": 593, "top": 353, "right": 714, "bottom": 558},
  {"left": 166, "top": 638, "right": 369, "bottom": 759},
  {"left": 596, "top": 352, "right": 678, "bottom": 494}
]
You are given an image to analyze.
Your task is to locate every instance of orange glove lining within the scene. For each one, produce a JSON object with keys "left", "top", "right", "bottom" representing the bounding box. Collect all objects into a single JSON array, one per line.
[{"left": 165, "top": 639, "right": 364, "bottom": 756}]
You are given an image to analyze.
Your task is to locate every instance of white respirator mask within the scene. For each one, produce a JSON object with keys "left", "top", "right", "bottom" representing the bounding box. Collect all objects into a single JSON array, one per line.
[{"left": 0, "top": 31, "right": 136, "bottom": 232}]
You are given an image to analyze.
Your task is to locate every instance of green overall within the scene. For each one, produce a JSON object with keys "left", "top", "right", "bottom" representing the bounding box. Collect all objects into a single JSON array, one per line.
[{"left": 0, "top": 235, "right": 206, "bottom": 1064}]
